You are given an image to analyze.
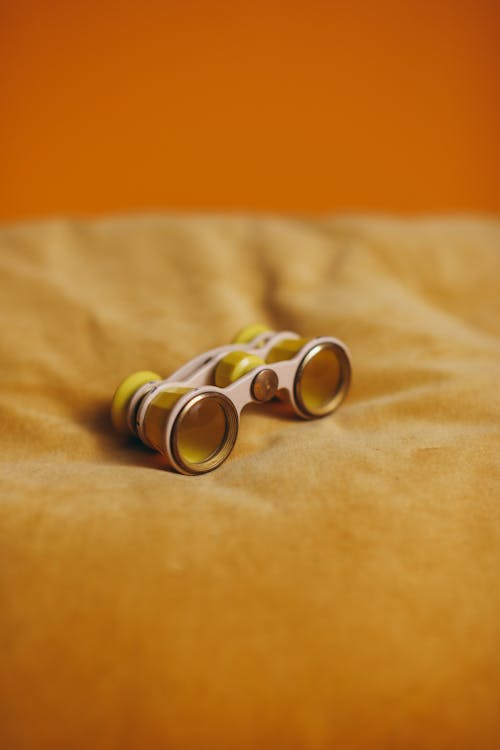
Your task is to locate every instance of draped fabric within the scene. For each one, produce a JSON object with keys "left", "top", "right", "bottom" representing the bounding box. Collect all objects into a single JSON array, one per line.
[{"left": 1, "top": 215, "right": 499, "bottom": 749}]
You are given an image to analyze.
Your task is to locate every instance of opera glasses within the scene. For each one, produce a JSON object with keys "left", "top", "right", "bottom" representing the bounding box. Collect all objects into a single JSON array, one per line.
[{"left": 111, "top": 325, "right": 351, "bottom": 475}]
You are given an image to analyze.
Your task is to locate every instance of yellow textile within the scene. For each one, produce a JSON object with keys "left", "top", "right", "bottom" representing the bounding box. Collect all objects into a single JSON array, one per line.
[{"left": 0, "top": 216, "right": 499, "bottom": 749}]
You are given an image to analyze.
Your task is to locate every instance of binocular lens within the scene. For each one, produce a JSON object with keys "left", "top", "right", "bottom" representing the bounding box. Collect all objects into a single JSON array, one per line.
[
  {"left": 172, "top": 393, "right": 238, "bottom": 474},
  {"left": 266, "top": 338, "right": 350, "bottom": 418},
  {"left": 143, "top": 389, "right": 238, "bottom": 473},
  {"left": 176, "top": 396, "right": 228, "bottom": 464},
  {"left": 295, "top": 342, "right": 350, "bottom": 417}
]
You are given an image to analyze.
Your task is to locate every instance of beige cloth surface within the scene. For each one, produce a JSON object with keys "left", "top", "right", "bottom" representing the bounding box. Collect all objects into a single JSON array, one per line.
[{"left": 0, "top": 215, "right": 499, "bottom": 749}]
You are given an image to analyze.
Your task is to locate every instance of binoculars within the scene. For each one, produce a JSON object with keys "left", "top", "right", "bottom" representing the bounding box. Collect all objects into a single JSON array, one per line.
[{"left": 111, "top": 324, "right": 351, "bottom": 475}]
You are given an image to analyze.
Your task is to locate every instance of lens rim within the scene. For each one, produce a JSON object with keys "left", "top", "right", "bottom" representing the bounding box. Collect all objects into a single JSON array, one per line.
[
  {"left": 170, "top": 391, "right": 239, "bottom": 474},
  {"left": 293, "top": 341, "right": 351, "bottom": 418}
]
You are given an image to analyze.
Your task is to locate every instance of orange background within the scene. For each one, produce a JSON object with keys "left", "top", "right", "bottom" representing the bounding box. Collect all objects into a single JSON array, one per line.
[{"left": 1, "top": 0, "right": 499, "bottom": 221}]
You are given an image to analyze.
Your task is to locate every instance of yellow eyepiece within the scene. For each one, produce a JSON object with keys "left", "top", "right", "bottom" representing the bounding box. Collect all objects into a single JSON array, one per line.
[
  {"left": 111, "top": 370, "right": 162, "bottom": 435},
  {"left": 231, "top": 323, "right": 270, "bottom": 344},
  {"left": 214, "top": 351, "right": 266, "bottom": 387}
]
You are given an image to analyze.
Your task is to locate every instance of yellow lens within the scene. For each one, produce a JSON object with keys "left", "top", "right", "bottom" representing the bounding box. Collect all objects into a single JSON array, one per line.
[
  {"left": 177, "top": 397, "right": 227, "bottom": 464},
  {"left": 295, "top": 343, "right": 350, "bottom": 417},
  {"left": 172, "top": 393, "right": 238, "bottom": 473}
]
